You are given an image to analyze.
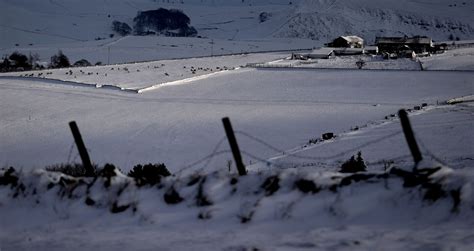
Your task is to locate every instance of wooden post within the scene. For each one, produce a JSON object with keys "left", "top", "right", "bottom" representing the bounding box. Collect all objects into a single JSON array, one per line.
[
  {"left": 69, "top": 121, "right": 95, "bottom": 176},
  {"left": 398, "top": 109, "right": 423, "bottom": 166},
  {"left": 222, "top": 117, "right": 247, "bottom": 176}
]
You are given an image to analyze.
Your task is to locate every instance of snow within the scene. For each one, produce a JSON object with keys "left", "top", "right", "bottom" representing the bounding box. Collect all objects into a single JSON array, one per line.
[
  {"left": 1, "top": 0, "right": 474, "bottom": 249},
  {"left": 1, "top": 52, "right": 288, "bottom": 91},
  {"left": 420, "top": 47, "right": 474, "bottom": 71},
  {"left": 248, "top": 46, "right": 474, "bottom": 71},
  {"left": 256, "top": 55, "right": 423, "bottom": 70},
  {"left": 258, "top": 104, "right": 474, "bottom": 172}
]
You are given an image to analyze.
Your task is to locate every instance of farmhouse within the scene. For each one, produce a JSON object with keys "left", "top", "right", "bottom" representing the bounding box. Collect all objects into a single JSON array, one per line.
[
  {"left": 327, "top": 36, "right": 364, "bottom": 48},
  {"left": 375, "top": 36, "right": 434, "bottom": 54}
]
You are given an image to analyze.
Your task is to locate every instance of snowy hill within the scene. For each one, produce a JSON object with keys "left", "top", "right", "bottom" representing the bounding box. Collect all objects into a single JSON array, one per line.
[
  {"left": 276, "top": 0, "right": 474, "bottom": 43},
  {"left": 1, "top": 0, "right": 473, "bottom": 64}
]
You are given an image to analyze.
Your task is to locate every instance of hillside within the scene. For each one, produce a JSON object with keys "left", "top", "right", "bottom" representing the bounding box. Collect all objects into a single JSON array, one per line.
[
  {"left": 1, "top": 0, "right": 473, "bottom": 64},
  {"left": 276, "top": 0, "right": 474, "bottom": 43}
]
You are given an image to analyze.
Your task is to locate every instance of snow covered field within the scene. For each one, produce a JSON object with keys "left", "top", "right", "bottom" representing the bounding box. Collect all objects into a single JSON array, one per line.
[
  {"left": 1, "top": 52, "right": 289, "bottom": 91},
  {"left": 1, "top": 53, "right": 473, "bottom": 251},
  {"left": 1, "top": 67, "right": 472, "bottom": 172}
]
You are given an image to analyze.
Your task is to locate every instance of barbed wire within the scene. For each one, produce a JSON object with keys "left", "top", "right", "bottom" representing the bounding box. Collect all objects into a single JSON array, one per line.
[
  {"left": 175, "top": 150, "right": 232, "bottom": 176},
  {"left": 174, "top": 136, "right": 230, "bottom": 175},
  {"left": 66, "top": 141, "right": 75, "bottom": 164},
  {"left": 240, "top": 150, "right": 285, "bottom": 169},
  {"left": 171, "top": 119, "right": 453, "bottom": 176},
  {"left": 417, "top": 137, "right": 449, "bottom": 166},
  {"left": 199, "top": 136, "right": 229, "bottom": 170},
  {"left": 235, "top": 130, "right": 403, "bottom": 162},
  {"left": 235, "top": 130, "right": 285, "bottom": 154}
]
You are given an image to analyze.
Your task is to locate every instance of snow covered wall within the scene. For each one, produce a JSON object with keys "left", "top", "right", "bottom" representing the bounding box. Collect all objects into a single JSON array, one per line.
[{"left": 1, "top": 164, "right": 473, "bottom": 250}]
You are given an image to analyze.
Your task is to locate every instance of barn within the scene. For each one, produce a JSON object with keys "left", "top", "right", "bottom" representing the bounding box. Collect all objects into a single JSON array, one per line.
[{"left": 327, "top": 36, "right": 364, "bottom": 48}]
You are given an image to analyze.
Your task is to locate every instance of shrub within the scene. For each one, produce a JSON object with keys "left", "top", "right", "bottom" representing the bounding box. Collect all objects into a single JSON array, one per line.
[
  {"left": 339, "top": 151, "right": 367, "bottom": 173},
  {"left": 73, "top": 59, "right": 92, "bottom": 67},
  {"left": 261, "top": 176, "right": 280, "bottom": 196},
  {"left": 127, "top": 163, "right": 171, "bottom": 186},
  {"left": 50, "top": 50, "right": 70, "bottom": 68},
  {"left": 259, "top": 12, "right": 270, "bottom": 23},
  {"left": 356, "top": 59, "right": 366, "bottom": 69},
  {"left": 112, "top": 21, "right": 132, "bottom": 36}
]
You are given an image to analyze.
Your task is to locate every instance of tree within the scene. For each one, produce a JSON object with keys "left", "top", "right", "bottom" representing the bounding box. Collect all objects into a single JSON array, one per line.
[
  {"left": 28, "top": 53, "right": 40, "bottom": 69},
  {"left": 112, "top": 21, "right": 132, "bottom": 36},
  {"left": 340, "top": 151, "right": 367, "bottom": 173},
  {"left": 259, "top": 12, "right": 270, "bottom": 23},
  {"left": 9, "top": 52, "right": 31, "bottom": 70},
  {"left": 50, "top": 50, "right": 70, "bottom": 68},
  {"left": 0, "top": 57, "right": 11, "bottom": 72},
  {"left": 133, "top": 8, "right": 197, "bottom": 37}
]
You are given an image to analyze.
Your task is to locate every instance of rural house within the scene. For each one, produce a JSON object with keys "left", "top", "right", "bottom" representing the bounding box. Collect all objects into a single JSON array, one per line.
[
  {"left": 375, "top": 36, "right": 434, "bottom": 54},
  {"left": 327, "top": 36, "right": 364, "bottom": 48}
]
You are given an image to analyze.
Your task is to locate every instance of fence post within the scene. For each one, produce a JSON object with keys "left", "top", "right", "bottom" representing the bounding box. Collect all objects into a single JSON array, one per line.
[
  {"left": 222, "top": 117, "right": 247, "bottom": 176},
  {"left": 69, "top": 121, "right": 95, "bottom": 176},
  {"left": 398, "top": 109, "right": 423, "bottom": 167}
]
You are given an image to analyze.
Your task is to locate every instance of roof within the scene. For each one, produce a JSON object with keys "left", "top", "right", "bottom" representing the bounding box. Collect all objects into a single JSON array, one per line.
[
  {"left": 310, "top": 47, "right": 335, "bottom": 55},
  {"left": 339, "top": 36, "right": 364, "bottom": 43}
]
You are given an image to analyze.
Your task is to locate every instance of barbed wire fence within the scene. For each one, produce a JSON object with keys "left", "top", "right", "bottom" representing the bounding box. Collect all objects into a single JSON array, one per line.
[
  {"left": 172, "top": 110, "right": 449, "bottom": 176},
  {"left": 64, "top": 107, "right": 450, "bottom": 177}
]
